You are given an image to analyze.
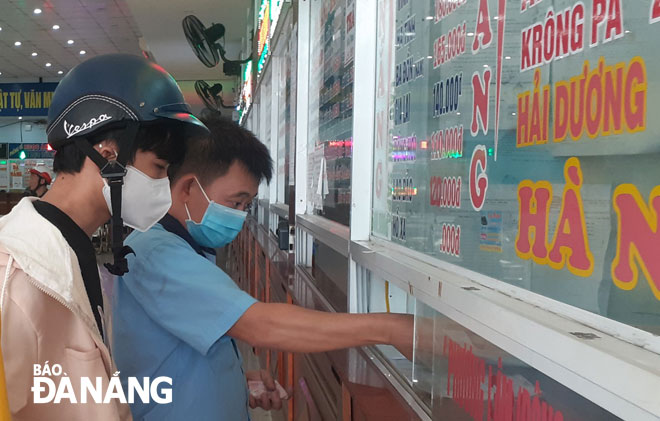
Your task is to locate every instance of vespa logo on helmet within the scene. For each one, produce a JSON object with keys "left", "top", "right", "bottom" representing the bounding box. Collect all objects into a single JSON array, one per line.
[{"left": 63, "top": 114, "right": 112, "bottom": 138}]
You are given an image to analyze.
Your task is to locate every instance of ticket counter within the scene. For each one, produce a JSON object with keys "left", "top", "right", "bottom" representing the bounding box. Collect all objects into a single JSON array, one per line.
[{"left": 230, "top": 1, "right": 660, "bottom": 419}]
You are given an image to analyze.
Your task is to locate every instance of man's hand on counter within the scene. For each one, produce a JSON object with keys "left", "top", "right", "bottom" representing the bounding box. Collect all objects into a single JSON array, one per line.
[
  {"left": 389, "top": 313, "right": 414, "bottom": 361},
  {"left": 228, "top": 302, "right": 415, "bottom": 357}
]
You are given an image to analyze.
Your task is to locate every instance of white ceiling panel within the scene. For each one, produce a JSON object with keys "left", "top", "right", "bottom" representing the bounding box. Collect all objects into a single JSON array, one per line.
[
  {"left": 0, "top": 0, "right": 142, "bottom": 80},
  {"left": 124, "top": 0, "right": 252, "bottom": 81}
]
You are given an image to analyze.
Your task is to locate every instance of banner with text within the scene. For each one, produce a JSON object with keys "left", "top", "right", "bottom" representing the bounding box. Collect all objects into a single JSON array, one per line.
[{"left": 0, "top": 83, "right": 58, "bottom": 117}]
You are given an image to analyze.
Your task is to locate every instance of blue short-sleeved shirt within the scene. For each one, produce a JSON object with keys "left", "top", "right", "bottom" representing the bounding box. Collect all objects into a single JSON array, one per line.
[{"left": 112, "top": 215, "right": 257, "bottom": 421}]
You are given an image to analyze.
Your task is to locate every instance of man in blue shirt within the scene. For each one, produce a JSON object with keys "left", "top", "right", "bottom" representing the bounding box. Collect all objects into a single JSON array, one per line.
[{"left": 112, "top": 115, "right": 413, "bottom": 420}]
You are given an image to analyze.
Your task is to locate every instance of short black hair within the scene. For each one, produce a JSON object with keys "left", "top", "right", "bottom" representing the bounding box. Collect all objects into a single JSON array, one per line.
[
  {"left": 52, "top": 120, "right": 189, "bottom": 174},
  {"left": 169, "top": 114, "right": 273, "bottom": 186}
]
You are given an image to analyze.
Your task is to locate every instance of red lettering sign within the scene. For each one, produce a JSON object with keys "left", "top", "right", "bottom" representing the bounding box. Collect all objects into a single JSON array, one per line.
[
  {"left": 493, "top": 0, "right": 506, "bottom": 160},
  {"left": 547, "top": 159, "right": 594, "bottom": 276},
  {"left": 472, "top": 0, "right": 493, "bottom": 53},
  {"left": 430, "top": 176, "right": 462, "bottom": 209},
  {"left": 440, "top": 224, "right": 461, "bottom": 257},
  {"left": 435, "top": 0, "right": 467, "bottom": 22},
  {"left": 652, "top": 0, "right": 660, "bottom": 24},
  {"left": 518, "top": 57, "right": 646, "bottom": 147},
  {"left": 520, "top": 4, "right": 585, "bottom": 72},
  {"left": 471, "top": 69, "right": 491, "bottom": 137},
  {"left": 516, "top": 180, "right": 551, "bottom": 262},
  {"left": 443, "top": 337, "right": 565, "bottom": 421},
  {"left": 434, "top": 22, "right": 467, "bottom": 68},
  {"left": 516, "top": 158, "right": 594, "bottom": 277},
  {"left": 591, "top": 0, "right": 623, "bottom": 47},
  {"left": 612, "top": 185, "right": 660, "bottom": 300},
  {"left": 517, "top": 69, "right": 550, "bottom": 147},
  {"left": 553, "top": 80, "right": 570, "bottom": 142},
  {"left": 521, "top": 0, "right": 544, "bottom": 12},
  {"left": 469, "top": 146, "right": 488, "bottom": 211}
]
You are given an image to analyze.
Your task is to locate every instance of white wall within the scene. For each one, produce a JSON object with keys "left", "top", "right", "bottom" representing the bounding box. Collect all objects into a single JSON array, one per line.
[{"left": 0, "top": 121, "right": 48, "bottom": 144}]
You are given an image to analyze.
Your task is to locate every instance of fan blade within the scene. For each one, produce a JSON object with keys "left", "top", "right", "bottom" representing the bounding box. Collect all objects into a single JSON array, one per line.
[{"left": 182, "top": 15, "right": 219, "bottom": 68}]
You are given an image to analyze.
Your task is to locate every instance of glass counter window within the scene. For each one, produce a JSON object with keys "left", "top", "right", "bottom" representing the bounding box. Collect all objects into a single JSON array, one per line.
[
  {"left": 372, "top": 0, "right": 660, "bottom": 335},
  {"left": 311, "top": 239, "right": 349, "bottom": 312},
  {"left": 276, "top": 20, "right": 297, "bottom": 206},
  {"left": 258, "top": 71, "right": 272, "bottom": 225},
  {"left": 411, "top": 300, "right": 622, "bottom": 420},
  {"left": 363, "top": 270, "right": 416, "bottom": 386},
  {"left": 358, "top": 270, "right": 620, "bottom": 420},
  {"left": 307, "top": 0, "right": 356, "bottom": 226}
]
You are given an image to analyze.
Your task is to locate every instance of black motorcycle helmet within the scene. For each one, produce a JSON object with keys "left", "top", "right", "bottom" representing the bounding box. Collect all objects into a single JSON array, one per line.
[{"left": 47, "top": 54, "right": 209, "bottom": 275}]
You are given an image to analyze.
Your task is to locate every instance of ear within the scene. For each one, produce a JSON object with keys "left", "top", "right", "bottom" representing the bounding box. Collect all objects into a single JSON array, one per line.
[
  {"left": 94, "top": 141, "right": 118, "bottom": 161},
  {"left": 174, "top": 174, "right": 196, "bottom": 202}
]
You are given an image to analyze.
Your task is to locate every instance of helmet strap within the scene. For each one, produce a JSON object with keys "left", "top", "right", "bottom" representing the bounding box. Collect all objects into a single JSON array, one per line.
[{"left": 72, "top": 121, "right": 140, "bottom": 276}]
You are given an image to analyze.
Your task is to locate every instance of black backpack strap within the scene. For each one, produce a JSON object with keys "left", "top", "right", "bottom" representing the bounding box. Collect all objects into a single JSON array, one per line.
[{"left": 72, "top": 122, "right": 140, "bottom": 275}]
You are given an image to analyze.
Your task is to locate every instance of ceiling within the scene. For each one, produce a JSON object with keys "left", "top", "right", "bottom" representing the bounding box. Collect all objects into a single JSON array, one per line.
[
  {"left": 124, "top": 0, "right": 252, "bottom": 82},
  {"left": 0, "top": 0, "right": 142, "bottom": 80},
  {"left": 0, "top": 0, "right": 252, "bottom": 82},
  {"left": 0, "top": 0, "right": 251, "bottom": 117}
]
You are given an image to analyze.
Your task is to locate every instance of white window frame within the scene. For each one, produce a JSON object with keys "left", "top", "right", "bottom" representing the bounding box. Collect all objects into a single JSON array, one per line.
[
  {"left": 268, "top": 7, "right": 296, "bottom": 235},
  {"left": 252, "top": 0, "right": 660, "bottom": 419},
  {"left": 344, "top": 1, "right": 660, "bottom": 420}
]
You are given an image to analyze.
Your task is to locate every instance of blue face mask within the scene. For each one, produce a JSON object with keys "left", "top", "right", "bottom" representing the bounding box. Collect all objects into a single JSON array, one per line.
[{"left": 185, "top": 177, "right": 248, "bottom": 248}]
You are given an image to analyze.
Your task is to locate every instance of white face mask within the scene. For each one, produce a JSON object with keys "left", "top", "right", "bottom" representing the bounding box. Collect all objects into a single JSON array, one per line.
[{"left": 102, "top": 165, "right": 172, "bottom": 232}]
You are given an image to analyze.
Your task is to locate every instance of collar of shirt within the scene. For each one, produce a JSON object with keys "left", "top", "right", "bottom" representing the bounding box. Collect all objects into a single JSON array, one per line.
[{"left": 158, "top": 213, "right": 216, "bottom": 258}]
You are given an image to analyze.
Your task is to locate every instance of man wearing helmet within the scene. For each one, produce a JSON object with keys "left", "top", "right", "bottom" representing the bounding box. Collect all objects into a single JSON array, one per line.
[
  {"left": 24, "top": 164, "right": 53, "bottom": 198},
  {"left": 0, "top": 54, "right": 207, "bottom": 420}
]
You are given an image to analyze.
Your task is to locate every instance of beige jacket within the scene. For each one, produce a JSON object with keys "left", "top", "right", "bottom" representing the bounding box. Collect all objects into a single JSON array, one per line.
[{"left": 0, "top": 198, "right": 131, "bottom": 420}]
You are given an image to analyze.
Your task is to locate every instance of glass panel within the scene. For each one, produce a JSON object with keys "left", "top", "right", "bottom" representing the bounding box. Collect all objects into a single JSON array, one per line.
[
  {"left": 311, "top": 239, "right": 348, "bottom": 312},
  {"left": 364, "top": 271, "right": 417, "bottom": 392},
  {"left": 277, "top": 54, "right": 287, "bottom": 204},
  {"left": 409, "top": 300, "right": 621, "bottom": 420},
  {"left": 276, "top": 20, "right": 297, "bottom": 206},
  {"left": 258, "top": 69, "right": 272, "bottom": 213},
  {"left": 254, "top": 98, "right": 260, "bottom": 145},
  {"left": 307, "top": 0, "right": 356, "bottom": 226},
  {"left": 373, "top": 0, "right": 660, "bottom": 333},
  {"left": 412, "top": 299, "right": 434, "bottom": 409}
]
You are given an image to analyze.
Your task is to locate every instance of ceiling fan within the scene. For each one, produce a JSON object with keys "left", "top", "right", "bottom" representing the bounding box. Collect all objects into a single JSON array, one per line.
[
  {"left": 182, "top": 15, "right": 251, "bottom": 75},
  {"left": 195, "top": 80, "right": 236, "bottom": 113}
]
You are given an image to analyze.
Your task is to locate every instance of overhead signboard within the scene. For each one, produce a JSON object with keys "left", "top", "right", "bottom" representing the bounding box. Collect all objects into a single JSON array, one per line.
[
  {"left": 256, "top": 0, "right": 287, "bottom": 75},
  {"left": 257, "top": 0, "right": 270, "bottom": 74},
  {"left": 238, "top": 61, "right": 254, "bottom": 124},
  {"left": 8, "top": 143, "right": 54, "bottom": 159},
  {"left": 0, "top": 83, "right": 58, "bottom": 117}
]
